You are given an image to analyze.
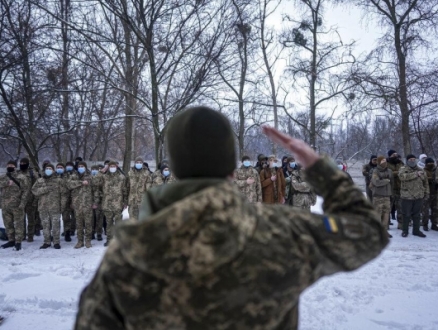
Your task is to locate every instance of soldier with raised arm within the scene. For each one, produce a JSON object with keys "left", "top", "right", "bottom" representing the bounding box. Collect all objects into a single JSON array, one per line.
[{"left": 75, "top": 106, "right": 388, "bottom": 330}]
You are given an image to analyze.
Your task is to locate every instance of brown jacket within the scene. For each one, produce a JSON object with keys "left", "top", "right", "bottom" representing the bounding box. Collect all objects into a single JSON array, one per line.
[{"left": 260, "top": 167, "right": 286, "bottom": 204}]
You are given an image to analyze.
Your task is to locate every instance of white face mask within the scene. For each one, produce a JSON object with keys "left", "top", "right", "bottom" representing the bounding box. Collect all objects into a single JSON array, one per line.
[
  {"left": 337, "top": 164, "right": 343, "bottom": 170},
  {"left": 109, "top": 167, "right": 117, "bottom": 173}
]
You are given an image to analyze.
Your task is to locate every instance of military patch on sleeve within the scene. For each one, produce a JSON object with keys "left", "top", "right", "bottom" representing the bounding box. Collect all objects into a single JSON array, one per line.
[{"left": 323, "top": 216, "right": 339, "bottom": 233}]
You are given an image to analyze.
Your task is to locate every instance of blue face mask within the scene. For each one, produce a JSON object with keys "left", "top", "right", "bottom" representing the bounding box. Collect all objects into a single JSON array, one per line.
[
  {"left": 290, "top": 162, "right": 296, "bottom": 168},
  {"left": 163, "top": 170, "right": 170, "bottom": 177},
  {"left": 243, "top": 160, "right": 251, "bottom": 167},
  {"left": 56, "top": 168, "right": 64, "bottom": 174},
  {"left": 135, "top": 163, "right": 143, "bottom": 170},
  {"left": 45, "top": 169, "right": 53, "bottom": 176},
  {"left": 78, "top": 167, "right": 86, "bottom": 174},
  {"left": 91, "top": 170, "right": 98, "bottom": 176},
  {"left": 66, "top": 166, "right": 73, "bottom": 172}
]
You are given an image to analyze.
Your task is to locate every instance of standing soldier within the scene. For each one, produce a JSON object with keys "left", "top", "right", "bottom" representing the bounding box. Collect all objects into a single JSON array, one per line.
[
  {"left": 399, "top": 154, "right": 429, "bottom": 238},
  {"left": 422, "top": 158, "right": 438, "bottom": 231},
  {"left": 254, "top": 154, "right": 268, "bottom": 173},
  {"left": 287, "top": 160, "right": 316, "bottom": 210},
  {"left": 31, "top": 164, "right": 68, "bottom": 249},
  {"left": 150, "top": 164, "right": 176, "bottom": 187},
  {"left": 63, "top": 161, "right": 76, "bottom": 237},
  {"left": 68, "top": 161, "right": 95, "bottom": 248},
  {"left": 387, "top": 150, "right": 404, "bottom": 229},
  {"left": 0, "top": 160, "right": 30, "bottom": 251},
  {"left": 362, "top": 155, "right": 377, "bottom": 202},
  {"left": 127, "top": 157, "right": 151, "bottom": 221},
  {"left": 260, "top": 155, "right": 286, "bottom": 204},
  {"left": 371, "top": 156, "right": 393, "bottom": 238},
  {"left": 55, "top": 163, "right": 72, "bottom": 242},
  {"left": 17, "top": 157, "right": 39, "bottom": 242},
  {"left": 90, "top": 165, "right": 103, "bottom": 240},
  {"left": 94, "top": 161, "right": 128, "bottom": 247},
  {"left": 233, "top": 156, "right": 262, "bottom": 204}
]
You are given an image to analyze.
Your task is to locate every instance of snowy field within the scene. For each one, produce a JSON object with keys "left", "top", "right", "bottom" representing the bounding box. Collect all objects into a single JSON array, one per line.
[{"left": 1, "top": 164, "right": 438, "bottom": 330}]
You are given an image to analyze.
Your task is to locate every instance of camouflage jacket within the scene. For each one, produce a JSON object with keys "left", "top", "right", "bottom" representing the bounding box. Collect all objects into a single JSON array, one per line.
[
  {"left": 399, "top": 165, "right": 429, "bottom": 200},
  {"left": 387, "top": 159, "right": 404, "bottom": 195},
  {"left": 0, "top": 172, "right": 30, "bottom": 209},
  {"left": 94, "top": 171, "right": 128, "bottom": 212},
  {"left": 424, "top": 166, "right": 437, "bottom": 196},
  {"left": 371, "top": 165, "right": 393, "bottom": 198},
  {"left": 362, "top": 163, "right": 377, "bottom": 185},
  {"left": 74, "top": 158, "right": 388, "bottom": 330},
  {"left": 150, "top": 170, "right": 177, "bottom": 188},
  {"left": 233, "top": 166, "right": 262, "bottom": 203},
  {"left": 286, "top": 169, "right": 316, "bottom": 208},
  {"left": 17, "top": 167, "right": 39, "bottom": 206},
  {"left": 127, "top": 168, "right": 151, "bottom": 207},
  {"left": 67, "top": 172, "right": 96, "bottom": 210},
  {"left": 31, "top": 175, "right": 69, "bottom": 214},
  {"left": 56, "top": 173, "right": 72, "bottom": 211}
]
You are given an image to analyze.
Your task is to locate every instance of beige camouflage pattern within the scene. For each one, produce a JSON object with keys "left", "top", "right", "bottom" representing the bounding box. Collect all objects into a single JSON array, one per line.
[
  {"left": 94, "top": 171, "right": 128, "bottom": 212},
  {"left": 40, "top": 211, "right": 61, "bottom": 245},
  {"left": 150, "top": 170, "right": 177, "bottom": 187},
  {"left": 17, "top": 168, "right": 38, "bottom": 238},
  {"left": 68, "top": 172, "right": 96, "bottom": 242},
  {"left": 127, "top": 167, "right": 151, "bottom": 220},
  {"left": 373, "top": 196, "right": 391, "bottom": 229},
  {"left": 422, "top": 166, "right": 437, "bottom": 227},
  {"left": 0, "top": 172, "right": 30, "bottom": 244},
  {"left": 103, "top": 211, "right": 122, "bottom": 241},
  {"left": 286, "top": 169, "right": 316, "bottom": 210},
  {"left": 75, "top": 158, "right": 388, "bottom": 330},
  {"left": 233, "top": 166, "right": 262, "bottom": 203},
  {"left": 399, "top": 165, "right": 429, "bottom": 200}
]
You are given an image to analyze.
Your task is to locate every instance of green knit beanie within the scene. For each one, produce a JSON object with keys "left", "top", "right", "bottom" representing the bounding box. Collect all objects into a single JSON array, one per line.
[{"left": 166, "top": 106, "right": 236, "bottom": 179}]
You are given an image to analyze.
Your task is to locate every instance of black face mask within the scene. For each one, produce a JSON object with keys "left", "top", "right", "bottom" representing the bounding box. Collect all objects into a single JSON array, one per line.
[
  {"left": 7, "top": 167, "right": 15, "bottom": 173},
  {"left": 20, "top": 164, "right": 29, "bottom": 171}
]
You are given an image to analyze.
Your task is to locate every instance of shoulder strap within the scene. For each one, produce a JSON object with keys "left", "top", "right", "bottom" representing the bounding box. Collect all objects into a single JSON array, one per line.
[{"left": 7, "top": 173, "right": 20, "bottom": 188}]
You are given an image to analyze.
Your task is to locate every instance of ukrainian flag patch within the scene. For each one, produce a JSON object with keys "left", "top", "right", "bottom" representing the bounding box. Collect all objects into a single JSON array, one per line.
[{"left": 323, "top": 216, "right": 339, "bottom": 233}]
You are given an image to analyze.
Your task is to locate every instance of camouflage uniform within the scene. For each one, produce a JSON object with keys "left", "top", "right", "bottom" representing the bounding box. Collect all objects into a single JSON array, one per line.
[
  {"left": 32, "top": 175, "right": 69, "bottom": 245},
  {"left": 94, "top": 171, "right": 128, "bottom": 241},
  {"left": 92, "top": 173, "right": 104, "bottom": 237},
  {"left": 75, "top": 158, "right": 388, "bottom": 330},
  {"left": 399, "top": 165, "right": 429, "bottom": 234},
  {"left": 387, "top": 158, "right": 404, "bottom": 227},
  {"left": 422, "top": 165, "right": 437, "bottom": 229},
  {"left": 68, "top": 171, "right": 96, "bottom": 245},
  {"left": 17, "top": 167, "right": 39, "bottom": 240},
  {"left": 62, "top": 171, "right": 76, "bottom": 235},
  {"left": 150, "top": 171, "right": 177, "bottom": 187},
  {"left": 0, "top": 172, "right": 30, "bottom": 244},
  {"left": 286, "top": 168, "right": 316, "bottom": 210},
  {"left": 233, "top": 166, "right": 262, "bottom": 203},
  {"left": 127, "top": 167, "right": 151, "bottom": 221},
  {"left": 362, "top": 159, "right": 377, "bottom": 202},
  {"left": 371, "top": 165, "right": 393, "bottom": 230}
]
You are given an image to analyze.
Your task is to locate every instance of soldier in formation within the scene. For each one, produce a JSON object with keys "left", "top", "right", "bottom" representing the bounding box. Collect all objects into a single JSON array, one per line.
[
  {"left": 422, "top": 158, "right": 438, "bottom": 231},
  {"left": 233, "top": 155, "right": 262, "bottom": 204},
  {"left": 127, "top": 157, "right": 151, "bottom": 221}
]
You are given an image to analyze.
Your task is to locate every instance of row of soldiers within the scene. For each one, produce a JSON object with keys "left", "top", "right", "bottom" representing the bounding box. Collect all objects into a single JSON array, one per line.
[
  {"left": 362, "top": 150, "right": 436, "bottom": 238},
  {"left": 0, "top": 157, "right": 175, "bottom": 251}
]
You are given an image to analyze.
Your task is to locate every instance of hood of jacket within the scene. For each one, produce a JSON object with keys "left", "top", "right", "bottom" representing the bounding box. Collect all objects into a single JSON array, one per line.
[{"left": 116, "top": 179, "right": 258, "bottom": 280}]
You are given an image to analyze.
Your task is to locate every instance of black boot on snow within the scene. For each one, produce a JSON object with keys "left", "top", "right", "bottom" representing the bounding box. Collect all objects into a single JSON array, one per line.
[
  {"left": 65, "top": 231, "right": 71, "bottom": 242},
  {"left": 15, "top": 243, "right": 21, "bottom": 251},
  {"left": 1, "top": 241, "right": 15, "bottom": 249}
]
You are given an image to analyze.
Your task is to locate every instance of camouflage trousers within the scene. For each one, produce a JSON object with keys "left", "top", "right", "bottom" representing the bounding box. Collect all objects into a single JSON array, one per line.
[
  {"left": 128, "top": 204, "right": 140, "bottom": 221},
  {"left": 365, "top": 184, "right": 373, "bottom": 203},
  {"left": 2, "top": 208, "right": 25, "bottom": 243},
  {"left": 23, "top": 202, "right": 37, "bottom": 238},
  {"left": 62, "top": 208, "right": 76, "bottom": 233},
  {"left": 422, "top": 194, "right": 437, "bottom": 227},
  {"left": 390, "top": 195, "right": 403, "bottom": 223},
  {"left": 373, "top": 196, "right": 390, "bottom": 229},
  {"left": 75, "top": 208, "right": 93, "bottom": 242},
  {"left": 40, "top": 212, "right": 61, "bottom": 245},
  {"left": 92, "top": 209, "right": 104, "bottom": 235},
  {"left": 103, "top": 211, "right": 123, "bottom": 241}
]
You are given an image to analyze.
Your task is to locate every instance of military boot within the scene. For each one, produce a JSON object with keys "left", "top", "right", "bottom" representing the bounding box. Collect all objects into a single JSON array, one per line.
[
  {"left": 423, "top": 225, "right": 429, "bottom": 231},
  {"left": 431, "top": 224, "right": 438, "bottom": 231},
  {"left": 1, "top": 241, "right": 15, "bottom": 249},
  {"left": 97, "top": 234, "right": 103, "bottom": 241},
  {"left": 27, "top": 236, "right": 34, "bottom": 243},
  {"left": 15, "top": 243, "right": 21, "bottom": 251},
  {"left": 85, "top": 240, "right": 92, "bottom": 248},
  {"left": 104, "top": 240, "right": 110, "bottom": 247},
  {"left": 65, "top": 230, "right": 71, "bottom": 242},
  {"left": 397, "top": 223, "right": 403, "bottom": 230},
  {"left": 40, "top": 243, "right": 51, "bottom": 249},
  {"left": 74, "top": 241, "right": 84, "bottom": 249},
  {"left": 34, "top": 229, "right": 41, "bottom": 236}
]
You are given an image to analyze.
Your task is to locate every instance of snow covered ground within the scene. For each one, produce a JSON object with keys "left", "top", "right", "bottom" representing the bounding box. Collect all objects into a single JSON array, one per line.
[{"left": 1, "top": 199, "right": 438, "bottom": 330}]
